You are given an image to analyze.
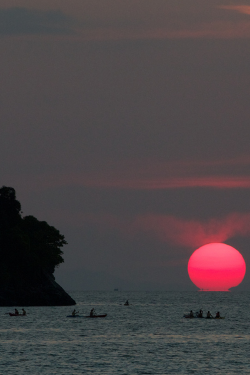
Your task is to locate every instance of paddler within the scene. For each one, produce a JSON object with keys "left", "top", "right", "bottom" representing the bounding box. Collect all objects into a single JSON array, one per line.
[
  {"left": 72, "top": 309, "right": 79, "bottom": 316},
  {"left": 90, "top": 308, "right": 96, "bottom": 317},
  {"left": 124, "top": 300, "right": 129, "bottom": 306},
  {"left": 189, "top": 310, "right": 194, "bottom": 318},
  {"left": 206, "top": 311, "right": 213, "bottom": 318},
  {"left": 22, "top": 309, "right": 26, "bottom": 316},
  {"left": 14, "top": 308, "right": 19, "bottom": 315},
  {"left": 197, "top": 309, "right": 203, "bottom": 318},
  {"left": 215, "top": 311, "right": 220, "bottom": 318}
]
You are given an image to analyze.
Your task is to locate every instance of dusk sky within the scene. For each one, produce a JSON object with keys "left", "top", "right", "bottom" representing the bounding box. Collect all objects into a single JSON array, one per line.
[{"left": 2, "top": 0, "right": 250, "bottom": 291}]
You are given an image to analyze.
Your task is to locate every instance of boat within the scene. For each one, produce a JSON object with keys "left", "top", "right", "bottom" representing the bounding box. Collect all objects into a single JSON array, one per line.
[
  {"left": 8, "top": 313, "right": 26, "bottom": 316},
  {"left": 85, "top": 314, "right": 107, "bottom": 318},
  {"left": 183, "top": 314, "right": 225, "bottom": 319},
  {"left": 67, "top": 315, "right": 81, "bottom": 318}
]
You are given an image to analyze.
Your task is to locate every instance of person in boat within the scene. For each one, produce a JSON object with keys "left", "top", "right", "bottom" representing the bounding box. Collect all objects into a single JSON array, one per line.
[
  {"left": 14, "top": 308, "right": 19, "bottom": 315},
  {"left": 207, "top": 311, "right": 213, "bottom": 318},
  {"left": 189, "top": 310, "right": 194, "bottom": 318},
  {"left": 215, "top": 311, "right": 220, "bottom": 318},
  {"left": 72, "top": 309, "right": 79, "bottom": 316},
  {"left": 197, "top": 309, "right": 203, "bottom": 318},
  {"left": 124, "top": 300, "right": 129, "bottom": 306},
  {"left": 90, "top": 308, "right": 96, "bottom": 317},
  {"left": 22, "top": 309, "right": 26, "bottom": 316}
]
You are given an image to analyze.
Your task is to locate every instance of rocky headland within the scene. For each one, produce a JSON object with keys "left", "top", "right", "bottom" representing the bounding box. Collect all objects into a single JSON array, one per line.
[
  {"left": 0, "top": 270, "right": 75, "bottom": 306},
  {"left": 0, "top": 186, "right": 76, "bottom": 306}
]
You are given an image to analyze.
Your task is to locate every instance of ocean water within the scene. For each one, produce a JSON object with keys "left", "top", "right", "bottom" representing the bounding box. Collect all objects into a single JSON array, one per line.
[{"left": 1, "top": 291, "right": 250, "bottom": 374}]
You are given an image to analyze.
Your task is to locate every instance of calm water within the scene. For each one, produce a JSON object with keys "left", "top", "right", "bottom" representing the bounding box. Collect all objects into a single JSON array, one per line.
[{"left": 1, "top": 291, "right": 250, "bottom": 374}]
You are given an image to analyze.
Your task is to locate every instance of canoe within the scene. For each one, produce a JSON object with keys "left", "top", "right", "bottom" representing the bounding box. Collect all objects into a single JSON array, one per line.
[
  {"left": 9, "top": 313, "right": 26, "bottom": 316},
  {"left": 85, "top": 314, "right": 107, "bottom": 318},
  {"left": 67, "top": 315, "right": 81, "bottom": 318},
  {"left": 184, "top": 315, "right": 225, "bottom": 319}
]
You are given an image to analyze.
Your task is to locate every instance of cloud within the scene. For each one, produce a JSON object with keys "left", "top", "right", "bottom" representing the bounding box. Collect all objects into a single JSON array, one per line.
[
  {"left": 132, "top": 213, "right": 250, "bottom": 248},
  {"left": 77, "top": 212, "right": 250, "bottom": 249},
  {"left": 71, "top": 2, "right": 250, "bottom": 41},
  {"left": 70, "top": 176, "right": 250, "bottom": 190},
  {"left": 0, "top": 7, "right": 74, "bottom": 35},
  {"left": 75, "top": 23, "right": 250, "bottom": 41},
  {"left": 219, "top": 6, "right": 250, "bottom": 16},
  {"left": 4, "top": 156, "right": 250, "bottom": 192},
  {"left": 1, "top": 4, "right": 250, "bottom": 40}
]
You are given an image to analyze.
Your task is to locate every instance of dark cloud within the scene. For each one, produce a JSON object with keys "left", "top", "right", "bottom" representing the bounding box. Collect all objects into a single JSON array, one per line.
[{"left": 0, "top": 7, "right": 74, "bottom": 35}]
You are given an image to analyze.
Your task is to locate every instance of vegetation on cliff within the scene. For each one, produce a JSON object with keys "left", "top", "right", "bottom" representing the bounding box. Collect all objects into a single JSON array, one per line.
[{"left": 0, "top": 186, "right": 75, "bottom": 305}]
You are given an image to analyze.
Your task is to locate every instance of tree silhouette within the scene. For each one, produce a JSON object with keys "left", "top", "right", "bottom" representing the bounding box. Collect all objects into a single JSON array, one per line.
[{"left": 0, "top": 186, "right": 66, "bottom": 283}]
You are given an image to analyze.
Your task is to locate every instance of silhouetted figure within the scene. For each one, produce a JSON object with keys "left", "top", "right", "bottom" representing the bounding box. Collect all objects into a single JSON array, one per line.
[
  {"left": 15, "top": 309, "right": 19, "bottom": 315},
  {"left": 190, "top": 310, "right": 194, "bottom": 318},
  {"left": 215, "top": 311, "right": 220, "bottom": 318},
  {"left": 22, "top": 309, "right": 26, "bottom": 316},
  {"left": 90, "top": 308, "right": 96, "bottom": 317},
  {"left": 124, "top": 300, "right": 129, "bottom": 306},
  {"left": 207, "top": 311, "right": 212, "bottom": 318},
  {"left": 72, "top": 309, "right": 79, "bottom": 316},
  {"left": 197, "top": 309, "right": 203, "bottom": 318}
]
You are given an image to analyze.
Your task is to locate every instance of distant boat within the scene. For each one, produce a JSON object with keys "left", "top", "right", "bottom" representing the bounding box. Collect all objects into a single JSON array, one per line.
[
  {"left": 85, "top": 314, "right": 107, "bottom": 318},
  {"left": 114, "top": 288, "right": 119, "bottom": 291}
]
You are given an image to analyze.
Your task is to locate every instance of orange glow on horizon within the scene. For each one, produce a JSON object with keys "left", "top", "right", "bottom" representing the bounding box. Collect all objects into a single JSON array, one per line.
[{"left": 188, "top": 243, "right": 246, "bottom": 291}]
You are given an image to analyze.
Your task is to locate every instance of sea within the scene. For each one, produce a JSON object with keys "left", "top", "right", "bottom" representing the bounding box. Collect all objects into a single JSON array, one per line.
[{"left": 1, "top": 291, "right": 250, "bottom": 374}]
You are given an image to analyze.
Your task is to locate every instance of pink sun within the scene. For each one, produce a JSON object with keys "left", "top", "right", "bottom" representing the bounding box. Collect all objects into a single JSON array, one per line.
[{"left": 188, "top": 243, "right": 246, "bottom": 291}]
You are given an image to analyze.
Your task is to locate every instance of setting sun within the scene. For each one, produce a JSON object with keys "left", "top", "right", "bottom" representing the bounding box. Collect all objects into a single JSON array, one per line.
[{"left": 188, "top": 243, "right": 246, "bottom": 291}]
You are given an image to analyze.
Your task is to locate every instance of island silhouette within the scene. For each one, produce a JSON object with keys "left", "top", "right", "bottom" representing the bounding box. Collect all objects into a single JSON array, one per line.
[{"left": 0, "top": 186, "right": 76, "bottom": 306}]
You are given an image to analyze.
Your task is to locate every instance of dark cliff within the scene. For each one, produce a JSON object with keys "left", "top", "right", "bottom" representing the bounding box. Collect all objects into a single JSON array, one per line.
[
  {"left": 0, "top": 269, "right": 76, "bottom": 306},
  {"left": 0, "top": 270, "right": 75, "bottom": 306},
  {"left": 0, "top": 186, "right": 76, "bottom": 306}
]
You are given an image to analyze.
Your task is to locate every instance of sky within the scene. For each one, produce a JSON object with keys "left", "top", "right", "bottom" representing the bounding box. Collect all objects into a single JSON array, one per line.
[{"left": 2, "top": 0, "right": 250, "bottom": 291}]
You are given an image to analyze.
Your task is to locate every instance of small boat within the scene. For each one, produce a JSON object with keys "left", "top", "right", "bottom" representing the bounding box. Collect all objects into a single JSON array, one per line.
[
  {"left": 85, "top": 314, "right": 107, "bottom": 318},
  {"left": 8, "top": 313, "right": 26, "bottom": 316},
  {"left": 67, "top": 315, "right": 81, "bottom": 318},
  {"left": 184, "top": 314, "right": 225, "bottom": 319}
]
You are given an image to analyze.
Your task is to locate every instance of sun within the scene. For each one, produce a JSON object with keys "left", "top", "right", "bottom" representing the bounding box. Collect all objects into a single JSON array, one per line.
[{"left": 188, "top": 243, "right": 246, "bottom": 291}]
